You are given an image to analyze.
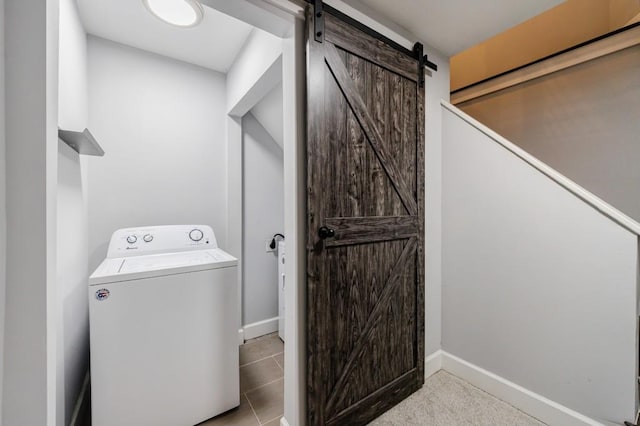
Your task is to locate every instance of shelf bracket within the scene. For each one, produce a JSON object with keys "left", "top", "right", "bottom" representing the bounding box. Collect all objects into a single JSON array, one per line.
[{"left": 58, "top": 128, "right": 105, "bottom": 157}]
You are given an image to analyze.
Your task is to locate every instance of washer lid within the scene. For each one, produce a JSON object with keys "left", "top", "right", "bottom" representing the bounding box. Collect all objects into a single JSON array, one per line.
[{"left": 89, "top": 248, "right": 237, "bottom": 285}]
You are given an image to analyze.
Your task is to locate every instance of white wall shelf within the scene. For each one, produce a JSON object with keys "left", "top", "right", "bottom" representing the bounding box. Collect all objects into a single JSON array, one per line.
[{"left": 58, "top": 128, "right": 105, "bottom": 156}]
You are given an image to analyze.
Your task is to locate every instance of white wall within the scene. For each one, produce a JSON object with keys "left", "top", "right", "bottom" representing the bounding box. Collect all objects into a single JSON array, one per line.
[
  {"left": 57, "top": 0, "right": 90, "bottom": 423},
  {"left": 226, "top": 28, "right": 282, "bottom": 116},
  {"left": 87, "top": 36, "right": 228, "bottom": 270},
  {"left": 423, "top": 53, "right": 449, "bottom": 357},
  {"left": 251, "top": 82, "right": 284, "bottom": 148},
  {"left": 0, "top": 0, "right": 6, "bottom": 420},
  {"left": 200, "top": 0, "right": 296, "bottom": 38},
  {"left": 242, "top": 113, "right": 284, "bottom": 326},
  {"left": 282, "top": 17, "right": 306, "bottom": 426},
  {"left": 3, "top": 1, "right": 59, "bottom": 424},
  {"left": 225, "top": 26, "right": 283, "bottom": 338},
  {"left": 459, "top": 45, "right": 640, "bottom": 223},
  {"left": 442, "top": 105, "right": 638, "bottom": 423},
  {"left": 56, "top": 143, "right": 89, "bottom": 425}
]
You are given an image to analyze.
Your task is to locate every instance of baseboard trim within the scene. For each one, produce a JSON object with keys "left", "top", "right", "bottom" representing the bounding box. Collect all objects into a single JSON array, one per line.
[
  {"left": 428, "top": 351, "right": 602, "bottom": 426},
  {"left": 280, "top": 416, "right": 290, "bottom": 426},
  {"left": 69, "top": 371, "right": 91, "bottom": 426},
  {"left": 424, "top": 350, "right": 443, "bottom": 379},
  {"left": 240, "top": 316, "right": 279, "bottom": 342}
]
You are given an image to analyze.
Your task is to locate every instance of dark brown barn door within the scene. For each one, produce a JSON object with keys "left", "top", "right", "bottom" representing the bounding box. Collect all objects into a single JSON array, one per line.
[{"left": 306, "top": 6, "right": 425, "bottom": 426}]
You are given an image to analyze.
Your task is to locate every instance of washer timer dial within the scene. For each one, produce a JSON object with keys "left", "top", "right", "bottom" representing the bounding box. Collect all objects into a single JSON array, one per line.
[
  {"left": 189, "top": 228, "right": 204, "bottom": 242},
  {"left": 126, "top": 235, "right": 137, "bottom": 244}
]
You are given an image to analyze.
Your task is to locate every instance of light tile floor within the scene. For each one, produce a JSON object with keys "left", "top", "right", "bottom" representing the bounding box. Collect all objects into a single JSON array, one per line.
[{"left": 200, "top": 333, "right": 284, "bottom": 426}]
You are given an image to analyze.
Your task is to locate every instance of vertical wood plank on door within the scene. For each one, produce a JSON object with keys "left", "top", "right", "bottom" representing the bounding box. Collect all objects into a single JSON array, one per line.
[
  {"left": 346, "top": 50, "right": 366, "bottom": 218},
  {"left": 326, "top": 47, "right": 349, "bottom": 398},
  {"left": 415, "top": 71, "right": 426, "bottom": 384},
  {"left": 306, "top": 7, "right": 326, "bottom": 425},
  {"left": 325, "top": 43, "right": 417, "bottom": 216}
]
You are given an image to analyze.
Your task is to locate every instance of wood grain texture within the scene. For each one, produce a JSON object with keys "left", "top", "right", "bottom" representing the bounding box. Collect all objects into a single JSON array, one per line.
[
  {"left": 324, "top": 13, "right": 418, "bottom": 83},
  {"left": 306, "top": 5, "right": 426, "bottom": 424},
  {"left": 327, "top": 239, "right": 411, "bottom": 413},
  {"left": 325, "top": 238, "right": 418, "bottom": 415},
  {"left": 325, "top": 42, "right": 418, "bottom": 216},
  {"left": 324, "top": 216, "right": 418, "bottom": 247},
  {"left": 326, "top": 369, "right": 418, "bottom": 425},
  {"left": 416, "top": 67, "right": 426, "bottom": 385},
  {"left": 306, "top": 6, "right": 328, "bottom": 425}
]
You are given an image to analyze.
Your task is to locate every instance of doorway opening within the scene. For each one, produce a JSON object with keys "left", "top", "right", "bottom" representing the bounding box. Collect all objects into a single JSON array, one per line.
[{"left": 56, "top": 1, "right": 304, "bottom": 425}]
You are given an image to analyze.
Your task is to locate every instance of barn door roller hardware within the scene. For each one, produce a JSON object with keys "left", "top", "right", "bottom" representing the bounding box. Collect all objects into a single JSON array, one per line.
[
  {"left": 413, "top": 42, "right": 438, "bottom": 87},
  {"left": 414, "top": 43, "right": 425, "bottom": 87},
  {"left": 314, "top": 0, "right": 324, "bottom": 42},
  {"left": 423, "top": 55, "right": 438, "bottom": 73},
  {"left": 308, "top": 0, "right": 438, "bottom": 73}
]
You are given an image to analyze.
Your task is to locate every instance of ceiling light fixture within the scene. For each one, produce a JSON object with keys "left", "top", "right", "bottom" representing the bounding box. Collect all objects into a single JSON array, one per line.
[{"left": 142, "top": 0, "right": 204, "bottom": 28}]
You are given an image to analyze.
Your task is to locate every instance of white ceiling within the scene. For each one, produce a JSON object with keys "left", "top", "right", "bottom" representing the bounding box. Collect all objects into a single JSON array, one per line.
[
  {"left": 77, "top": 0, "right": 254, "bottom": 72},
  {"left": 353, "top": 0, "right": 565, "bottom": 56},
  {"left": 77, "top": 0, "right": 565, "bottom": 71}
]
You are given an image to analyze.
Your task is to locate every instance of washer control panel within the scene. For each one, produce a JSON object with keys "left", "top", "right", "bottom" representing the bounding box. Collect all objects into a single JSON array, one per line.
[
  {"left": 189, "top": 228, "right": 204, "bottom": 242},
  {"left": 107, "top": 225, "right": 218, "bottom": 258}
]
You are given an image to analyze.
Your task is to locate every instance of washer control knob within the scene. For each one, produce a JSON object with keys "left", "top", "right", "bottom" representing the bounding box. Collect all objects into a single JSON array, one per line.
[
  {"left": 126, "top": 235, "right": 137, "bottom": 244},
  {"left": 143, "top": 234, "right": 153, "bottom": 243},
  {"left": 189, "top": 228, "right": 204, "bottom": 242}
]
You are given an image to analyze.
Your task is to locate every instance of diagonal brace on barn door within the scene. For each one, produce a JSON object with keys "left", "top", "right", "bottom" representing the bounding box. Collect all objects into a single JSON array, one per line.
[
  {"left": 324, "top": 237, "right": 418, "bottom": 416},
  {"left": 324, "top": 42, "right": 419, "bottom": 216}
]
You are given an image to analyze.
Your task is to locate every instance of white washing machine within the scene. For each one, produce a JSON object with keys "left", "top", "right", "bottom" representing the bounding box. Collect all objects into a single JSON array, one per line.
[{"left": 89, "top": 225, "right": 239, "bottom": 426}]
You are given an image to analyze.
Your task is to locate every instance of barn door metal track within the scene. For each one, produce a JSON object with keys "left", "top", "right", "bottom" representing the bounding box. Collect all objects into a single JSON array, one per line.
[{"left": 309, "top": 0, "right": 438, "bottom": 72}]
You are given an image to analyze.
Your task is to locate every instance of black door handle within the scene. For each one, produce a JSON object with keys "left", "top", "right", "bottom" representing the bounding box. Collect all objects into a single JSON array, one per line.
[{"left": 318, "top": 226, "right": 335, "bottom": 239}]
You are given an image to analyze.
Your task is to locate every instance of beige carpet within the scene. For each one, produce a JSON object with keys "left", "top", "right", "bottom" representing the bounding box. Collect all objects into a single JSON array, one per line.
[{"left": 369, "top": 371, "right": 546, "bottom": 426}]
